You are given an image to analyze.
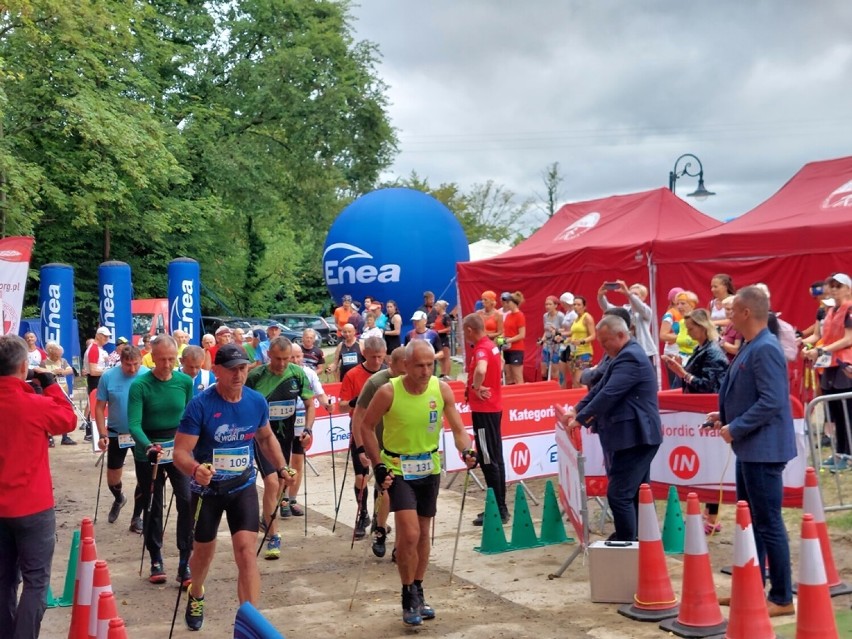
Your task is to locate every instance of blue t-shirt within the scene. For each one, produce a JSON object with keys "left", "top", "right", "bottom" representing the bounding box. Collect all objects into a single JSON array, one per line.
[
  {"left": 256, "top": 341, "right": 271, "bottom": 365},
  {"left": 96, "top": 366, "right": 148, "bottom": 434},
  {"left": 181, "top": 368, "right": 216, "bottom": 397},
  {"left": 178, "top": 386, "right": 270, "bottom": 494}
]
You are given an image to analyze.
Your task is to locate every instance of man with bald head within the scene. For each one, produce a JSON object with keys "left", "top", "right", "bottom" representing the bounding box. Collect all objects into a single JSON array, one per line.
[
  {"left": 360, "top": 340, "right": 476, "bottom": 625},
  {"left": 556, "top": 314, "right": 662, "bottom": 541}
]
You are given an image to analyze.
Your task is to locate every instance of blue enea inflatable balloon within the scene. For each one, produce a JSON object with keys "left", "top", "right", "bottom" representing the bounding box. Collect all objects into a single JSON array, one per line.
[{"left": 323, "top": 188, "right": 469, "bottom": 326}]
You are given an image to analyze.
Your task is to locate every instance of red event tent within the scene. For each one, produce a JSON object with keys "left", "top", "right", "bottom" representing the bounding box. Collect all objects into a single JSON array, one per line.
[
  {"left": 654, "top": 155, "right": 852, "bottom": 331},
  {"left": 456, "top": 187, "right": 721, "bottom": 379}
]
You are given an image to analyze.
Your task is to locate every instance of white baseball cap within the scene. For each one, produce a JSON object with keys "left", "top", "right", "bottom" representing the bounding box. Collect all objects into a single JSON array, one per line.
[
  {"left": 411, "top": 310, "right": 428, "bottom": 321},
  {"left": 829, "top": 273, "right": 852, "bottom": 288},
  {"left": 559, "top": 292, "right": 575, "bottom": 306},
  {"left": 96, "top": 327, "right": 111, "bottom": 337}
]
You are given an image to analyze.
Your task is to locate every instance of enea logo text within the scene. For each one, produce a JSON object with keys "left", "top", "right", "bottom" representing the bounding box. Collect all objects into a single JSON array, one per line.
[
  {"left": 41, "top": 284, "right": 62, "bottom": 343},
  {"left": 170, "top": 280, "right": 195, "bottom": 341},
  {"left": 99, "top": 284, "right": 116, "bottom": 342},
  {"left": 322, "top": 243, "right": 400, "bottom": 285}
]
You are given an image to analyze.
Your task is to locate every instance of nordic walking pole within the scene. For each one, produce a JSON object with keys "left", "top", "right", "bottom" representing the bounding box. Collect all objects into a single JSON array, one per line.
[
  {"left": 331, "top": 444, "right": 351, "bottom": 532},
  {"left": 93, "top": 447, "right": 107, "bottom": 523},
  {"left": 162, "top": 485, "right": 174, "bottom": 537},
  {"left": 168, "top": 466, "right": 209, "bottom": 639},
  {"left": 349, "top": 491, "right": 383, "bottom": 611},
  {"left": 138, "top": 460, "right": 160, "bottom": 576},
  {"left": 327, "top": 402, "right": 338, "bottom": 509},
  {"left": 303, "top": 453, "right": 308, "bottom": 538},
  {"left": 449, "top": 470, "right": 471, "bottom": 585},
  {"left": 256, "top": 468, "right": 294, "bottom": 557}
]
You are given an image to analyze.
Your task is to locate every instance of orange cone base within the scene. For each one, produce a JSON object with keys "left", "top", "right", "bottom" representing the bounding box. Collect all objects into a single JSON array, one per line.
[
  {"left": 659, "top": 617, "right": 727, "bottom": 638},
  {"left": 618, "top": 602, "right": 679, "bottom": 622},
  {"left": 792, "top": 580, "right": 852, "bottom": 597}
]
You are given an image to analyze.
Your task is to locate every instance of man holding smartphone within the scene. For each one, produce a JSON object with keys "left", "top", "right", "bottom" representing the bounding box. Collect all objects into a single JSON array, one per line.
[{"left": 596, "top": 280, "right": 657, "bottom": 366}]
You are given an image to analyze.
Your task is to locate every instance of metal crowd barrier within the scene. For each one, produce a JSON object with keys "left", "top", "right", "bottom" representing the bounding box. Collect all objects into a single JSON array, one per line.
[{"left": 805, "top": 391, "right": 852, "bottom": 513}]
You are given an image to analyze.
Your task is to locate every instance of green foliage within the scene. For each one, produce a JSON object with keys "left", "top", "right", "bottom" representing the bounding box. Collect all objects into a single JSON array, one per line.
[{"left": 1, "top": 0, "right": 396, "bottom": 333}]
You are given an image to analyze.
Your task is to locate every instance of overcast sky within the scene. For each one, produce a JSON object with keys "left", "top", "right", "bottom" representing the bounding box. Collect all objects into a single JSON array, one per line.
[{"left": 350, "top": 1, "right": 852, "bottom": 228}]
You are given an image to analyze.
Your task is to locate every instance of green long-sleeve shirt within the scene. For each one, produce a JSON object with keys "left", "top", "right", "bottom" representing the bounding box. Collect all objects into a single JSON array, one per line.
[{"left": 127, "top": 371, "right": 193, "bottom": 462}]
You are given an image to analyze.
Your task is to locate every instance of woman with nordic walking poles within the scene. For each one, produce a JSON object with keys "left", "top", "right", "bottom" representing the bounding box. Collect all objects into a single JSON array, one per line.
[
  {"left": 358, "top": 340, "right": 477, "bottom": 627},
  {"left": 173, "top": 343, "right": 295, "bottom": 631}
]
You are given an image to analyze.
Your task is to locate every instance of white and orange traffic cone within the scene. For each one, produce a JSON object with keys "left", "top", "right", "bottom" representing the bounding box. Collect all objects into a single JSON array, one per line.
[
  {"left": 795, "top": 513, "right": 839, "bottom": 639},
  {"left": 68, "top": 537, "right": 97, "bottom": 639},
  {"left": 797, "top": 467, "right": 852, "bottom": 597},
  {"left": 660, "top": 493, "right": 727, "bottom": 638},
  {"left": 618, "top": 483, "right": 679, "bottom": 621},
  {"left": 95, "top": 591, "right": 118, "bottom": 639},
  {"left": 87, "top": 560, "right": 113, "bottom": 639},
  {"left": 107, "top": 618, "right": 129, "bottom": 639},
  {"left": 725, "top": 501, "right": 775, "bottom": 639}
]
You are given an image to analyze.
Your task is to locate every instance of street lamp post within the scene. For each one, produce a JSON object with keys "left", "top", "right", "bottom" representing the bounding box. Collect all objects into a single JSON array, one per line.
[{"left": 669, "top": 153, "right": 715, "bottom": 201}]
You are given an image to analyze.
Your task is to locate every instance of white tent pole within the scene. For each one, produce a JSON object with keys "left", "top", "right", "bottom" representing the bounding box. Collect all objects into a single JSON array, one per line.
[{"left": 647, "top": 250, "right": 662, "bottom": 390}]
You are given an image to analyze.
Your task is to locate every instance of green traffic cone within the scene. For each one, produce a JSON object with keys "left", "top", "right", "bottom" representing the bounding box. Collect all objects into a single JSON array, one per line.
[
  {"left": 540, "top": 480, "right": 573, "bottom": 545},
  {"left": 661, "top": 485, "right": 685, "bottom": 555},
  {"left": 57, "top": 530, "right": 80, "bottom": 606},
  {"left": 508, "top": 484, "right": 542, "bottom": 550},
  {"left": 45, "top": 584, "right": 61, "bottom": 608},
  {"left": 474, "top": 488, "right": 511, "bottom": 554}
]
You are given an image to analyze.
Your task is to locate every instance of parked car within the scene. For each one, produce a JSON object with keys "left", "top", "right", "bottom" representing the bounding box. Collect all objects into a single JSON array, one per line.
[
  {"left": 271, "top": 313, "right": 336, "bottom": 346},
  {"left": 246, "top": 318, "right": 302, "bottom": 345},
  {"left": 200, "top": 316, "right": 252, "bottom": 336}
]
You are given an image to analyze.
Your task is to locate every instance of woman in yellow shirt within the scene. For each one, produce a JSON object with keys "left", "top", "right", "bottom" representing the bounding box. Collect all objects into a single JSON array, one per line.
[{"left": 568, "top": 296, "right": 595, "bottom": 388}]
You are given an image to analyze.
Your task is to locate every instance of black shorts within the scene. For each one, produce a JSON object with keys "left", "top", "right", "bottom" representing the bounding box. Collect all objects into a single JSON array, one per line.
[
  {"left": 387, "top": 473, "right": 440, "bottom": 517},
  {"left": 106, "top": 436, "right": 132, "bottom": 470},
  {"left": 438, "top": 333, "right": 450, "bottom": 349},
  {"left": 255, "top": 429, "right": 305, "bottom": 478},
  {"left": 503, "top": 350, "right": 524, "bottom": 366},
  {"left": 350, "top": 436, "right": 369, "bottom": 476},
  {"left": 192, "top": 483, "right": 259, "bottom": 543}
]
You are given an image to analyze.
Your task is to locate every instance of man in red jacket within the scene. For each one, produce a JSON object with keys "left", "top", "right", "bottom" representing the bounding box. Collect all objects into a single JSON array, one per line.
[{"left": 0, "top": 334, "right": 77, "bottom": 639}]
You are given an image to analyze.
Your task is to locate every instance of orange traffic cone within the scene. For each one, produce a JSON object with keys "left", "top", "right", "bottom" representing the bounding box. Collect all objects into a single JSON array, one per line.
[
  {"left": 95, "top": 592, "right": 118, "bottom": 639},
  {"left": 618, "top": 483, "right": 679, "bottom": 621},
  {"left": 87, "top": 560, "right": 113, "bottom": 639},
  {"left": 68, "top": 537, "right": 97, "bottom": 639},
  {"left": 795, "top": 513, "right": 839, "bottom": 639},
  {"left": 80, "top": 517, "right": 94, "bottom": 544},
  {"left": 796, "top": 467, "right": 852, "bottom": 597},
  {"left": 726, "top": 501, "right": 775, "bottom": 639},
  {"left": 107, "top": 618, "right": 129, "bottom": 639},
  {"left": 660, "top": 493, "right": 727, "bottom": 638}
]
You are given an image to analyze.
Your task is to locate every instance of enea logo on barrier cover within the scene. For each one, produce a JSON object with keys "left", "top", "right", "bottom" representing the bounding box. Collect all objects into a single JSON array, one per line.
[
  {"left": 170, "top": 280, "right": 195, "bottom": 341},
  {"left": 331, "top": 426, "right": 351, "bottom": 444},
  {"left": 322, "top": 243, "right": 401, "bottom": 286},
  {"left": 552, "top": 211, "right": 600, "bottom": 242},
  {"left": 99, "top": 284, "right": 116, "bottom": 342},
  {"left": 41, "top": 284, "right": 62, "bottom": 344}
]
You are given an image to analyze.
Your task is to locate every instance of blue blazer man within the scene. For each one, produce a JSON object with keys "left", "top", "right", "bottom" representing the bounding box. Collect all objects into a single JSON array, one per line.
[
  {"left": 575, "top": 339, "right": 662, "bottom": 453},
  {"left": 718, "top": 328, "right": 796, "bottom": 463}
]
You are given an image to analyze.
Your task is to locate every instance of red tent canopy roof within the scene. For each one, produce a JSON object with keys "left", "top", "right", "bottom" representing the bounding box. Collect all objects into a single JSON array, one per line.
[
  {"left": 655, "top": 155, "right": 852, "bottom": 263},
  {"left": 501, "top": 187, "right": 721, "bottom": 259}
]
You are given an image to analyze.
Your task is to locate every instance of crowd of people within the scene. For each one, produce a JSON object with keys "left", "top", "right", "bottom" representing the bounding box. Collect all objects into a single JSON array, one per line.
[{"left": 6, "top": 271, "right": 852, "bottom": 635}]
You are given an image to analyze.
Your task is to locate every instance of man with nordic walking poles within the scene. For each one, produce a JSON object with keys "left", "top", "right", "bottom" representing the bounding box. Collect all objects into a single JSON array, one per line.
[
  {"left": 127, "top": 335, "right": 194, "bottom": 587},
  {"left": 245, "top": 337, "right": 315, "bottom": 559},
  {"left": 174, "top": 343, "right": 294, "bottom": 631},
  {"left": 358, "top": 340, "right": 477, "bottom": 626},
  {"left": 94, "top": 345, "right": 147, "bottom": 528}
]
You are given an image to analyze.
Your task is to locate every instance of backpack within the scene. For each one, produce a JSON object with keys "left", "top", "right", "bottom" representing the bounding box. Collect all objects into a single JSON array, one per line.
[{"left": 775, "top": 317, "right": 798, "bottom": 362}]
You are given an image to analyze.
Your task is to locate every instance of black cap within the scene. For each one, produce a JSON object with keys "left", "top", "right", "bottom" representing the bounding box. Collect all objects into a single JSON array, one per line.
[{"left": 214, "top": 344, "right": 250, "bottom": 368}]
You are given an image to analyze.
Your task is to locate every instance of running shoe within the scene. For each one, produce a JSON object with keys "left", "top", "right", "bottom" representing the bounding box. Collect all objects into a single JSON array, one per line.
[
  {"left": 830, "top": 458, "right": 849, "bottom": 473},
  {"left": 279, "top": 499, "right": 291, "bottom": 518},
  {"left": 264, "top": 534, "right": 281, "bottom": 560},
  {"left": 61, "top": 435, "right": 77, "bottom": 445},
  {"left": 289, "top": 501, "right": 304, "bottom": 517},
  {"left": 108, "top": 494, "right": 127, "bottom": 524},
  {"left": 821, "top": 457, "right": 837, "bottom": 467},
  {"left": 416, "top": 582, "right": 435, "bottom": 620},
  {"left": 149, "top": 561, "right": 167, "bottom": 584},
  {"left": 48, "top": 436, "right": 55, "bottom": 448},
  {"left": 129, "top": 516, "right": 144, "bottom": 535},
  {"left": 402, "top": 584, "right": 422, "bottom": 626},
  {"left": 185, "top": 586, "right": 205, "bottom": 631},
  {"left": 372, "top": 526, "right": 387, "bottom": 558},
  {"left": 354, "top": 510, "right": 369, "bottom": 540},
  {"left": 177, "top": 563, "right": 192, "bottom": 590}
]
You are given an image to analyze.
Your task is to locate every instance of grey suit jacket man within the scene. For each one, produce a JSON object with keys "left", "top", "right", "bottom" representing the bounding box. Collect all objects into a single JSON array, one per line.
[{"left": 574, "top": 339, "right": 662, "bottom": 452}]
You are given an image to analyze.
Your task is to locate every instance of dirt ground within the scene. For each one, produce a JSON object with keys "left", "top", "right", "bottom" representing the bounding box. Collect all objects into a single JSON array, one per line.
[{"left": 39, "top": 425, "right": 852, "bottom": 639}]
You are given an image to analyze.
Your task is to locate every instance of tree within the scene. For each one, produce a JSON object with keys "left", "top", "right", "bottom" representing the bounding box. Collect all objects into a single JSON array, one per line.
[{"left": 536, "top": 161, "right": 565, "bottom": 220}]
